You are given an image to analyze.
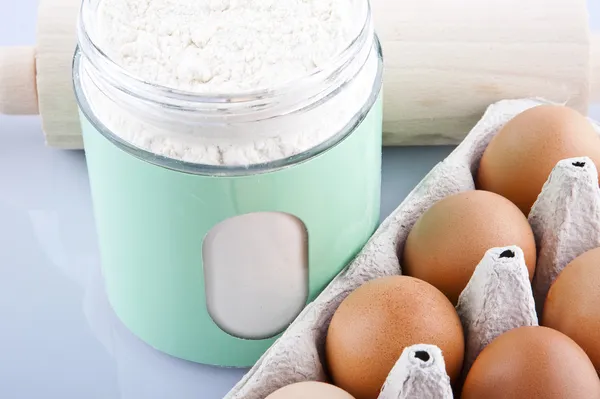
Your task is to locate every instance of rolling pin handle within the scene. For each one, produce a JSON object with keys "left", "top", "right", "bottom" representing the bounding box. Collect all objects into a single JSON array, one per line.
[
  {"left": 592, "top": 34, "right": 600, "bottom": 103},
  {"left": 0, "top": 46, "right": 39, "bottom": 115}
]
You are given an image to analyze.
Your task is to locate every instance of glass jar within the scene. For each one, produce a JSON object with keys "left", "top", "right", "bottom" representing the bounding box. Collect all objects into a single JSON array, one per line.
[{"left": 73, "top": 0, "right": 384, "bottom": 367}]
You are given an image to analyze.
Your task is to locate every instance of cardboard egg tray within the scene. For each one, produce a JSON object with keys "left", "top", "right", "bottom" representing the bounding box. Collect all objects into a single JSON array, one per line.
[{"left": 224, "top": 98, "right": 600, "bottom": 399}]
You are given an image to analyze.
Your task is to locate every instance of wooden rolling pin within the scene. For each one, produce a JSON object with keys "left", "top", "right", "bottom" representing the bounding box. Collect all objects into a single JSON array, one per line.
[
  {"left": 0, "top": 0, "right": 80, "bottom": 148},
  {"left": 1, "top": 0, "right": 599, "bottom": 148},
  {"left": 372, "top": 0, "right": 600, "bottom": 145}
]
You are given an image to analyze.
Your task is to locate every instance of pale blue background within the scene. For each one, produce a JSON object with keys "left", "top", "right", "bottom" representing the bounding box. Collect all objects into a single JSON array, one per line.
[{"left": 0, "top": 1, "right": 598, "bottom": 398}]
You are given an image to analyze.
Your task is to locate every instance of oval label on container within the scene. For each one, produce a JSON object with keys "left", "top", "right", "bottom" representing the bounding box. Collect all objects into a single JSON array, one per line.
[{"left": 202, "top": 212, "right": 309, "bottom": 340}]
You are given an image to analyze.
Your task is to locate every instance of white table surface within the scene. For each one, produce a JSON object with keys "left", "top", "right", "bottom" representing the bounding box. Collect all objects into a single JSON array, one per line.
[{"left": 1, "top": 1, "right": 599, "bottom": 398}]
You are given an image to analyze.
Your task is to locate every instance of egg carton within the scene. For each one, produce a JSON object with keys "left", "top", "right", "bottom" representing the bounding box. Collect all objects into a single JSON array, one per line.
[{"left": 224, "top": 98, "right": 600, "bottom": 399}]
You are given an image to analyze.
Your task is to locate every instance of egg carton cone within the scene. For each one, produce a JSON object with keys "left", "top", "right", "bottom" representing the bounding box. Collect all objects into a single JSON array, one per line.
[
  {"left": 379, "top": 344, "right": 452, "bottom": 399},
  {"left": 224, "top": 98, "right": 600, "bottom": 399},
  {"left": 456, "top": 246, "right": 538, "bottom": 380},
  {"left": 529, "top": 157, "right": 600, "bottom": 315}
]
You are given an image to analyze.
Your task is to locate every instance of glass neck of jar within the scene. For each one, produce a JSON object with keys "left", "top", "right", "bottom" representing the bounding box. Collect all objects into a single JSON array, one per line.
[{"left": 76, "top": 0, "right": 376, "bottom": 126}]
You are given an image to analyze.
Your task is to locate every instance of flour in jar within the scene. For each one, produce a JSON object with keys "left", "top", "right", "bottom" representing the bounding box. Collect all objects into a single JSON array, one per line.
[
  {"left": 97, "top": 0, "right": 355, "bottom": 92},
  {"left": 84, "top": 0, "right": 378, "bottom": 166}
]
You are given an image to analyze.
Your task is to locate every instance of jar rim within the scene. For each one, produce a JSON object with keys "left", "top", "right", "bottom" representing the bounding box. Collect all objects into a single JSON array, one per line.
[
  {"left": 76, "top": 0, "right": 374, "bottom": 108},
  {"left": 72, "top": 39, "right": 384, "bottom": 177}
]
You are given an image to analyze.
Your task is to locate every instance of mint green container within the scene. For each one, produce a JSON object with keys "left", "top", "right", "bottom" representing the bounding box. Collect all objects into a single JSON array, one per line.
[{"left": 73, "top": 0, "right": 383, "bottom": 367}]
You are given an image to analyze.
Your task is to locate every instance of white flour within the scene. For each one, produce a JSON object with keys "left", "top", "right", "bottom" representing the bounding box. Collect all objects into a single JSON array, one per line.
[
  {"left": 83, "top": 0, "right": 378, "bottom": 166},
  {"left": 96, "top": 0, "right": 354, "bottom": 93}
]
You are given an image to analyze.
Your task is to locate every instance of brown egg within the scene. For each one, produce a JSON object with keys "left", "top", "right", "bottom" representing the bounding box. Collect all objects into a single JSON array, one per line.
[
  {"left": 265, "top": 381, "right": 356, "bottom": 399},
  {"left": 477, "top": 104, "right": 600, "bottom": 215},
  {"left": 325, "top": 276, "right": 464, "bottom": 399},
  {"left": 401, "top": 190, "right": 536, "bottom": 305},
  {"left": 462, "top": 326, "right": 600, "bottom": 399},
  {"left": 543, "top": 247, "right": 600, "bottom": 374}
]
